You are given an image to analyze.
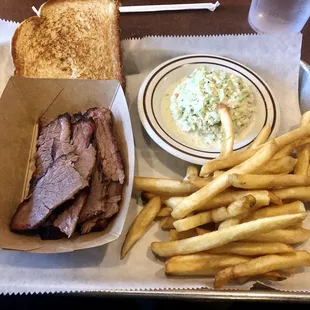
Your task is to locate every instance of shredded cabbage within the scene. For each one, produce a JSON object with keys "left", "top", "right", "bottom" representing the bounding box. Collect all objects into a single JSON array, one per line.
[{"left": 170, "top": 66, "right": 255, "bottom": 143}]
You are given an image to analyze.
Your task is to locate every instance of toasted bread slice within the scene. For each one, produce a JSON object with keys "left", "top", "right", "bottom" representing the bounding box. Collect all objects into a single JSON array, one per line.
[{"left": 11, "top": 0, "right": 124, "bottom": 87}]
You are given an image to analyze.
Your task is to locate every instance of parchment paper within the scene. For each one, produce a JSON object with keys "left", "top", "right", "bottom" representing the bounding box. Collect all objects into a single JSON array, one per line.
[{"left": 0, "top": 19, "right": 309, "bottom": 294}]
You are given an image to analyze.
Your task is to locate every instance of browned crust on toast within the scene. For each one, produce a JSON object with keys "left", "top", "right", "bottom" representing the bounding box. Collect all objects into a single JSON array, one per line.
[{"left": 11, "top": 0, "right": 125, "bottom": 89}]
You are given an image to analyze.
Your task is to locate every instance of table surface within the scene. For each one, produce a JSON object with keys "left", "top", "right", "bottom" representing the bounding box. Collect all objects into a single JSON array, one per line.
[{"left": 1, "top": 0, "right": 309, "bottom": 64}]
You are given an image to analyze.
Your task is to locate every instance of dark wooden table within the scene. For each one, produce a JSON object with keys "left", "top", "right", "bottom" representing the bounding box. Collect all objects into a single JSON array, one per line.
[{"left": 1, "top": 0, "right": 309, "bottom": 64}]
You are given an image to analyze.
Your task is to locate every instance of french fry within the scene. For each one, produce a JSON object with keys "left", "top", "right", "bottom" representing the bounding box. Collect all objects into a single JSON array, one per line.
[
  {"left": 211, "top": 194, "right": 256, "bottom": 221},
  {"left": 213, "top": 170, "right": 224, "bottom": 178},
  {"left": 184, "top": 165, "right": 199, "bottom": 181},
  {"left": 165, "top": 253, "right": 250, "bottom": 276},
  {"left": 173, "top": 195, "right": 255, "bottom": 232},
  {"left": 196, "top": 228, "right": 211, "bottom": 235},
  {"left": 294, "top": 111, "right": 310, "bottom": 175},
  {"left": 272, "top": 186, "right": 310, "bottom": 202},
  {"left": 294, "top": 144, "right": 310, "bottom": 175},
  {"left": 157, "top": 207, "right": 172, "bottom": 217},
  {"left": 172, "top": 141, "right": 278, "bottom": 219},
  {"left": 207, "top": 242, "right": 293, "bottom": 256},
  {"left": 141, "top": 192, "right": 172, "bottom": 203},
  {"left": 121, "top": 196, "right": 161, "bottom": 259},
  {"left": 160, "top": 216, "right": 176, "bottom": 230},
  {"left": 188, "top": 177, "right": 212, "bottom": 188},
  {"left": 218, "top": 104, "right": 234, "bottom": 157},
  {"left": 243, "top": 228, "right": 310, "bottom": 244},
  {"left": 237, "top": 271, "right": 287, "bottom": 285},
  {"left": 242, "top": 201, "right": 306, "bottom": 223},
  {"left": 273, "top": 138, "right": 310, "bottom": 159},
  {"left": 200, "top": 123, "right": 310, "bottom": 176},
  {"left": 218, "top": 218, "right": 241, "bottom": 230},
  {"left": 256, "top": 156, "right": 297, "bottom": 175},
  {"left": 272, "top": 123, "right": 310, "bottom": 149},
  {"left": 214, "top": 251, "right": 310, "bottom": 288},
  {"left": 169, "top": 229, "right": 197, "bottom": 241},
  {"left": 249, "top": 124, "right": 271, "bottom": 149},
  {"left": 200, "top": 149, "right": 257, "bottom": 176},
  {"left": 165, "top": 190, "right": 270, "bottom": 212},
  {"left": 230, "top": 174, "right": 310, "bottom": 189},
  {"left": 133, "top": 177, "right": 199, "bottom": 195},
  {"left": 151, "top": 213, "right": 306, "bottom": 257}
]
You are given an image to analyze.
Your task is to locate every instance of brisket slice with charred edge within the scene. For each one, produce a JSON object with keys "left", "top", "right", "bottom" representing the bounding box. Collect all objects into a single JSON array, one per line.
[
  {"left": 77, "top": 164, "right": 109, "bottom": 224},
  {"left": 10, "top": 155, "right": 88, "bottom": 231},
  {"left": 52, "top": 117, "right": 96, "bottom": 237},
  {"left": 80, "top": 180, "right": 123, "bottom": 234},
  {"left": 30, "top": 113, "right": 73, "bottom": 191},
  {"left": 53, "top": 189, "right": 89, "bottom": 238},
  {"left": 85, "top": 107, "right": 125, "bottom": 184}
]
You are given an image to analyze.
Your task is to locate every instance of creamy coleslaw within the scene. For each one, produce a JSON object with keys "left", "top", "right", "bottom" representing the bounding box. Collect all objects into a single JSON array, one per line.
[{"left": 170, "top": 66, "right": 255, "bottom": 144}]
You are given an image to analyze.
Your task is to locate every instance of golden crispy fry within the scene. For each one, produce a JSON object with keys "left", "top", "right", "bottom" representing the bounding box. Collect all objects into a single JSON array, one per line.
[
  {"left": 295, "top": 111, "right": 310, "bottom": 175},
  {"left": 294, "top": 145, "right": 310, "bottom": 175},
  {"left": 160, "top": 216, "right": 176, "bottom": 230},
  {"left": 272, "top": 123, "right": 310, "bottom": 149},
  {"left": 301, "top": 111, "right": 310, "bottom": 125},
  {"left": 214, "top": 251, "right": 310, "bottom": 288},
  {"left": 186, "top": 177, "right": 212, "bottom": 188},
  {"left": 141, "top": 192, "right": 164, "bottom": 202},
  {"left": 218, "top": 218, "right": 241, "bottom": 230},
  {"left": 169, "top": 229, "right": 197, "bottom": 241},
  {"left": 200, "top": 124, "right": 310, "bottom": 176},
  {"left": 217, "top": 104, "right": 234, "bottom": 157},
  {"left": 173, "top": 195, "right": 255, "bottom": 232},
  {"left": 213, "top": 170, "right": 224, "bottom": 178},
  {"left": 238, "top": 271, "right": 287, "bottom": 284},
  {"left": 243, "top": 228, "right": 310, "bottom": 244},
  {"left": 133, "top": 177, "right": 198, "bottom": 195},
  {"left": 184, "top": 165, "right": 199, "bottom": 181},
  {"left": 165, "top": 190, "right": 270, "bottom": 212},
  {"left": 121, "top": 196, "right": 161, "bottom": 259},
  {"left": 208, "top": 242, "right": 293, "bottom": 256},
  {"left": 157, "top": 207, "right": 172, "bottom": 217},
  {"left": 173, "top": 211, "right": 213, "bottom": 232},
  {"left": 272, "top": 186, "right": 310, "bottom": 202},
  {"left": 200, "top": 149, "right": 257, "bottom": 176},
  {"left": 281, "top": 267, "right": 297, "bottom": 274},
  {"left": 165, "top": 253, "right": 250, "bottom": 276},
  {"left": 196, "top": 228, "right": 211, "bottom": 235},
  {"left": 249, "top": 124, "right": 271, "bottom": 149},
  {"left": 242, "top": 201, "right": 305, "bottom": 223},
  {"left": 151, "top": 213, "right": 306, "bottom": 257},
  {"left": 172, "top": 141, "right": 278, "bottom": 219},
  {"left": 273, "top": 138, "right": 310, "bottom": 159},
  {"left": 256, "top": 156, "right": 297, "bottom": 175},
  {"left": 268, "top": 192, "right": 283, "bottom": 206},
  {"left": 230, "top": 174, "right": 310, "bottom": 189}
]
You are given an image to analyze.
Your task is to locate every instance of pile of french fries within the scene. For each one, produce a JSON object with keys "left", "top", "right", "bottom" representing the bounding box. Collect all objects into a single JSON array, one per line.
[{"left": 121, "top": 107, "right": 310, "bottom": 289}]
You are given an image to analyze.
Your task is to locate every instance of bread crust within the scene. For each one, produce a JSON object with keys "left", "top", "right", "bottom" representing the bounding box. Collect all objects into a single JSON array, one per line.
[{"left": 11, "top": 0, "right": 125, "bottom": 89}]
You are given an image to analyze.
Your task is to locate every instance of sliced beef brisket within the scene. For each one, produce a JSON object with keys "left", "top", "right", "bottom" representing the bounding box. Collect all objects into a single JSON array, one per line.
[
  {"left": 53, "top": 117, "right": 96, "bottom": 237},
  {"left": 78, "top": 164, "right": 109, "bottom": 223},
  {"left": 53, "top": 189, "right": 88, "bottom": 238},
  {"left": 80, "top": 180, "right": 122, "bottom": 234},
  {"left": 11, "top": 107, "right": 124, "bottom": 237},
  {"left": 80, "top": 215, "right": 109, "bottom": 235},
  {"left": 71, "top": 117, "right": 96, "bottom": 180},
  {"left": 10, "top": 156, "right": 88, "bottom": 231},
  {"left": 85, "top": 107, "right": 125, "bottom": 184},
  {"left": 30, "top": 113, "right": 73, "bottom": 190}
]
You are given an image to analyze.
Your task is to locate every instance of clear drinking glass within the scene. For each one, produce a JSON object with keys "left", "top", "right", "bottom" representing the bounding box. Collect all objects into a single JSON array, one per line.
[{"left": 248, "top": 0, "right": 310, "bottom": 34}]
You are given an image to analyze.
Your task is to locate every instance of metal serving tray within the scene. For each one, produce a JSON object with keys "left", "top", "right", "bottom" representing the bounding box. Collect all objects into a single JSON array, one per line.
[{"left": 65, "top": 61, "right": 310, "bottom": 303}]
